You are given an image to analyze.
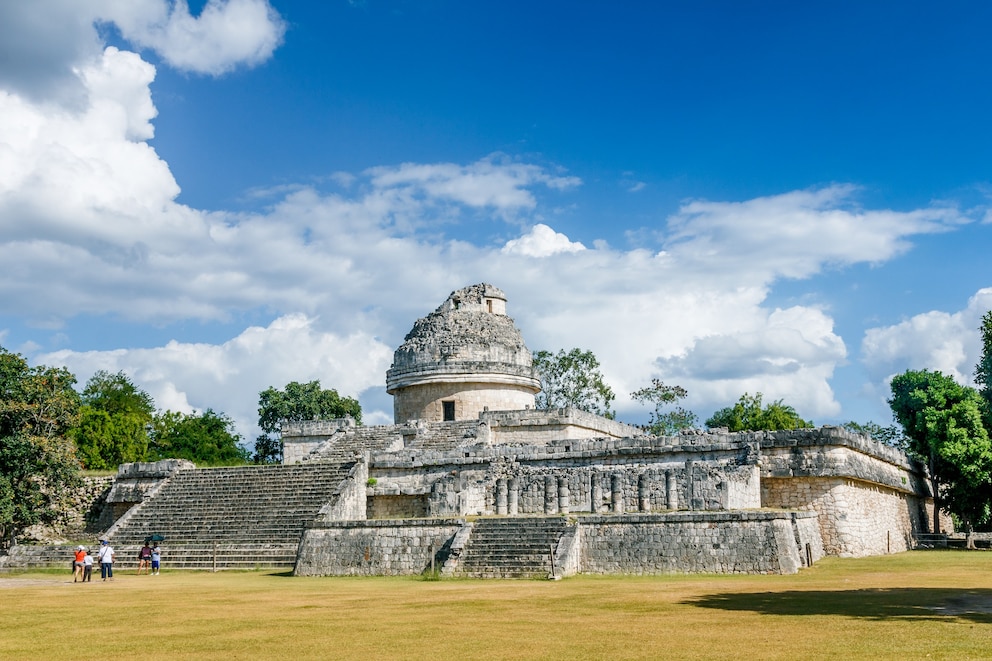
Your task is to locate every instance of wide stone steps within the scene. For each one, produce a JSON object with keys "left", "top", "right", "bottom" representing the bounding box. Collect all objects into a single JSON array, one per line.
[
  {"left": 456, "top": 517, "right": 568, "bottom": 579},
  {"left": 106, "top": 462, "right": 355, "bottom": 567}
]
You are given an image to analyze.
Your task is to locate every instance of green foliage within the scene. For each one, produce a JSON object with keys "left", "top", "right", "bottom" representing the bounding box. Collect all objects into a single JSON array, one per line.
[
  {"left": 252, "top": 434, "right": 282, "bottom": 465},
  {"left": 889, "top": 369, "right": 992, "bottom": 533},
  {"left": 841, "top": 420, "right": 906, "bottom": 448},
  {"left": 705, "top": 392, "right": 813, "bottom": 432},
  {"left": 71, "top": 370, "right": 154, "bottom": 469},
  {"left": 533, "top": 348, "right": 615, "bottom": 418},
  {"left": 975, "top": 310, "right": 992, "bottom": 430},
  {"left": 0, "top": 346, "right": 81, "bottom": 546},
  {"left": 255, "top": 380, "right": 362, "bottom": 464},
  {"left": 630, "top": 379, "right": 699, "bottom": 436},
  {"left": 258, "top": 381, "right": 362, "bottom": 432},
  {"left": 71, "top": 406, "right": 149, "bottom": 469},
  {"left": 150, "top": 409, "right": 249, "bottom": 466}
]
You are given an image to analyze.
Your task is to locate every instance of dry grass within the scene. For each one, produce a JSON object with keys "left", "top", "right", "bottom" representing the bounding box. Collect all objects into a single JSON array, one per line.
[{"left": 1, "top": 551, "right": 990, "bottom": 660}]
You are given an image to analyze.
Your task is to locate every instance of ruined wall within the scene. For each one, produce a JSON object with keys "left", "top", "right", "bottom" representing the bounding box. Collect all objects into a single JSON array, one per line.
[
  {"left": 579, "top": 511, "right": 823, "bottom": 575},
  {"left": 295, "top": 519, "right": 463, "bottom": 576},
  {"left": 484, "top": 407, "right": 641, "bottom": 445},
  {"left": 762, "top": 477, "right": 925, "bottom": 556}
]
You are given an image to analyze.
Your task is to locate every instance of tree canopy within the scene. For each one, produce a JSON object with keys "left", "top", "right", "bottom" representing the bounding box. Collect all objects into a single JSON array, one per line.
[
  {"left": 254, "top": 381, "right": 363, "bottom": 464},
  {"left": 705, "top": 392, "right": 813, "bottom": 432},
  {"left": 150, "top": 409, "right": 249, "bottom": 466},
  {"left": 889, "top": 369, "right": 992, "bottom": 535},
  {"left": 976, "top": 310, "right": 992, "bottom": 430},
  {"left": 71, "top": 370, "right": 154, "bottom": 469},
  {"left": 0, "top": 347, "right": 81, "bottom": 546},
  {"left": 630, "top": 378, "right": 699, "bottom": 436},
  {"left": 533, "top": 348, "right": 615, "bottom": 418}
]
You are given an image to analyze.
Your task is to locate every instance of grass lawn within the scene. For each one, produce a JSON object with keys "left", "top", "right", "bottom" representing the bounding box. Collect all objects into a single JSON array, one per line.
[{"left": 1, "top": 551, "right": 989, "bottom": 660}]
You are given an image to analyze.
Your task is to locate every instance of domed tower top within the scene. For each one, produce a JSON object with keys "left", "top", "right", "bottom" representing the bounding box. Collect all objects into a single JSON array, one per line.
[{"left": 386, "top": 284, "right": 541, "bottom": 423}]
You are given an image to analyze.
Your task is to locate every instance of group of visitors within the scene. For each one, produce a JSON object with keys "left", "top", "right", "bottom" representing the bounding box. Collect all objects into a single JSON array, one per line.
[{"left": 71, "top": 540, "right": 161, "bottom": 582}]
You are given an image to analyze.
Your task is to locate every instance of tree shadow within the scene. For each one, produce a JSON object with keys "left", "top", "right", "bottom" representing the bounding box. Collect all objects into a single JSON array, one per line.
[{"left": 684, "top": 588, "right": 992, "bottom": 623}]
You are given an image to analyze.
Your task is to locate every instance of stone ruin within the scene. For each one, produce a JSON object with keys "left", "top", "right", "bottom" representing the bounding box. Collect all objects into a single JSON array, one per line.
[{"left": 1, "top": 283, "right": 940, "bottom": 577}]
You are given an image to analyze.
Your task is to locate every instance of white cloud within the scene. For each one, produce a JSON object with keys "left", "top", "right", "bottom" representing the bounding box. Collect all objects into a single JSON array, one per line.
[
  {"left": 501, "top": 224, "right": 586, "bottom": 257},
  {"left": 861, "top": 287, "right": 992, "bottom": 387},
  {"left": 40, "top": 314, "right": 394, "bottom": 442},
  {"left": 102, "top": 0, "right": 286, "bottom": 76},
  {"left": 664, "top": 186, "right": 966, "bottom": 281}
]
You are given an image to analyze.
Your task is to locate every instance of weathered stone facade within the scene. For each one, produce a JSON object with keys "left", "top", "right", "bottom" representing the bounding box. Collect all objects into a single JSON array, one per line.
[{"left": 286, "top": 284, "right": 938, "bottom": 576}]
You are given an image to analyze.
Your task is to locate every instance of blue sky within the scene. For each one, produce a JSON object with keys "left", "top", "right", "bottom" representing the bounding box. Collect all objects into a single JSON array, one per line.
[{"left": 1, "top": 1, "right": 990, "bottom": 443}]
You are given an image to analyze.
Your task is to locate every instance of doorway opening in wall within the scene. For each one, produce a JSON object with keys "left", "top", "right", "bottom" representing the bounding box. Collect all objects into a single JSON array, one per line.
[{"left": 443, "top": 401, "right": 455, "bottom": 421}]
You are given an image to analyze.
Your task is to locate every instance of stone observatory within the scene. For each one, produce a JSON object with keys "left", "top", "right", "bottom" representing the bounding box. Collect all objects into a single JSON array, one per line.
[
  {"left": 386, "top": 283, "right": 542, "bottom": 424},
  {"left": 43, "top": 283, "right": 941, "bottom": 579}
]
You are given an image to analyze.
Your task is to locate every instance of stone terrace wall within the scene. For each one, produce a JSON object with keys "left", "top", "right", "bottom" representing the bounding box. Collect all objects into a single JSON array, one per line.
[
  {"left": 762, "top": 477, "right": 925, "bottom": 556},
  {"left": 482, "top": 407, "right": 641, "bottom": 444},
  {"left": 368, "top": 435, "right": 762, "bottom": 517},
  {"left": 758, "top": 426, "right": 931, "bottom": 557},
  {"left": 295, "top": 519, "right": 463, "bottom": 576},
  {"left": 578, "top": 511, "right": 823, "bottom": 575}
]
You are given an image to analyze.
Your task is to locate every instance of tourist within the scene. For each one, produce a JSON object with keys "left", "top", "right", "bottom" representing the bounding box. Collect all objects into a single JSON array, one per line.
[
  {"left": 151, "top": 544, "right": 161, "bottom": 575},
  {"left": 82, "top": 550, "right": 93, "bottom": 582},
  {"left": 97, "top": 540, "right": 115, "bottom": 581},
  {"left": 72, "top": 545, "right": 86, "bottom": 582},
  {"left": 137, "top": 542, "right": 152, "bottom": 574}
]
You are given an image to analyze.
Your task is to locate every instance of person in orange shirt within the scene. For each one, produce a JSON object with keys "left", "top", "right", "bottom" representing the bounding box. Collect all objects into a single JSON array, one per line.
[{"left": 72, "top": 546, "right": 86, "bottom": 582}]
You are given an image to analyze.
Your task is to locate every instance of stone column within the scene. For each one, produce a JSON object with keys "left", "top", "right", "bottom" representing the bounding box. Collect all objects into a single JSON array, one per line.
[
  {"left": 545, "top": 474, "right": 558, "bottom": 514},
  {"left": 508, "top": 478, "right": 519, "bottom": 515},
  {"left": 638, "top": 473, "right": 650, "bottom": 512},
  {"left": 590, "top": 473, "right": 603, "bottom": 513},
  {"left": 665, "top": 470, "right": 678, "bottom": 510},
  {"left": 496, "top": 478, "right": 508, "bottom": 515},
  {"left": 611, "top": 473, "right": 624, "bottom": 514},
  {"left": 686, "top": 460, "right": 696, "bottom": 511},
  {"left": 558, "top": 476, "right": 570, "bottom": 515}
]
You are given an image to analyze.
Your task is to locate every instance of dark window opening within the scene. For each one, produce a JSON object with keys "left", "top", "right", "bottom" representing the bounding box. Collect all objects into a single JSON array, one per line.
[{"left": 442, "top": 401, "right": 456, "bottom": 421}]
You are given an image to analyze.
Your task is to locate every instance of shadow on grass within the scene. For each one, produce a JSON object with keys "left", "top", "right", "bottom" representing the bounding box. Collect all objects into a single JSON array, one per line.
[{"left": 684, "top": 588, "right": 992, "bottom": 623}]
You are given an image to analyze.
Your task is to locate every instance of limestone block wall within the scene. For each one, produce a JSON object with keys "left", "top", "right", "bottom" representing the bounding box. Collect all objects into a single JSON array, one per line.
[
  {"left": 761, "top": 477, "right": 925, "bottom": 556},
  {"left": 578, "top": 511, "right": 822, "bottom": 575},
  {"left": 393, "top": 380, "right": 537, "bottom": 424},
  {"left": 483, "top": 408, "right": 641, "bottom": 445},
  {"left": 295, "top": 519, "right": 463, "bottom": 576}
]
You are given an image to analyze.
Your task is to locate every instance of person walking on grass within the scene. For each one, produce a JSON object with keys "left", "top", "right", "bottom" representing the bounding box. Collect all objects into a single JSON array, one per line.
[
  {"left": 151, "top": 544, "right": 161, "bottom": 575},
  {"left": 137, "top": 542, "right": 152, "bottom": 574},
  {"left": 72, "top": 545, "right": 86, "bottom": 582},
  {"left": 82, "top": 549, "right": 93, "bottom": 582},
  {"left": 98, "top": 540, "right": 115, "bottom": 581}
]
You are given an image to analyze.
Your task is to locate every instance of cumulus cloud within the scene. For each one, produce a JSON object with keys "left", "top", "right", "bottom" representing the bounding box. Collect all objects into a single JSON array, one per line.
[
  {"left": 0, "top": 0, "right": 284, "bottom": 100},
  {"left": 40, "top": 314, "right": 394, "bottom": 442},
  {"left": 862, "top": 288, "right": 992, "bottom": 387},
  {"left": 502, "top": 224, "right": 586, "bottom": 257},
  {"left": 103, "top": 0, "right": 286, "bottom": 76}
]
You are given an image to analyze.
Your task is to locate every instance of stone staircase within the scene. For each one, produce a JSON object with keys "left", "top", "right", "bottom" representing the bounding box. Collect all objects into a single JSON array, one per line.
[
  {"left": 105, "top": 462, "right": 356, "bottom": 570},
  {"left": 454, "top": 517, "right": 569, "bottom": 578}
]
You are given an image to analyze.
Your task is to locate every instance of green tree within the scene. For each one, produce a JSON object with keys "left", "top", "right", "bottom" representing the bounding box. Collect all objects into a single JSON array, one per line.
[
  {"left": 0, "top": 347, "right": 81, "bottom": 547},
  {"left": 842, "top": 420, "right": 906, "bottom": 448},
  {"left": 71, "top": 370, "right": 154, "bottom": 469},
  {"left": 255, "top": 381, "right": 363, "bottom": 464},
  {"left": 533, "top": 348, "right": 615, "bottom": 418},
  {"left": 975, "top": 310, "right": 992, "bottom": 430},
  {"left": 150, "top": 409, "right": 249, "bottom": 466},
  {"left": 889, "top": 369, "right": 992, "bottom": 538},
  {"left": 630, "top": 378, "right": 699, "bottom": 436},
  {"left": 705, "top": 392, "right": 813, "bottom": 432}
]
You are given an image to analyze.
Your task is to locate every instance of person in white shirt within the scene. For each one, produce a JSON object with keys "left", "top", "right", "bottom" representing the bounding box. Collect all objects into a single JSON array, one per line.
[
  {"left": 82, "top": 550, "right": 94, "bottom": 582},
  {"left": 98, "top": 540, "right": 115, "bottom": 581}
]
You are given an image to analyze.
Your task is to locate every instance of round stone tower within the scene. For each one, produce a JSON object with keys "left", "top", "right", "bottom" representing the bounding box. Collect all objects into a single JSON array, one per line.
[{"left": 386, "top": 283, "right": 541, "bottom": 423}]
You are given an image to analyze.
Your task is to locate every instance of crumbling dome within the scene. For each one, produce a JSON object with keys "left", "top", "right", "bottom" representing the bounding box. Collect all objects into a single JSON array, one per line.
[{"left": 386, "top": 284, "right": 541, "bottom": 423}]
